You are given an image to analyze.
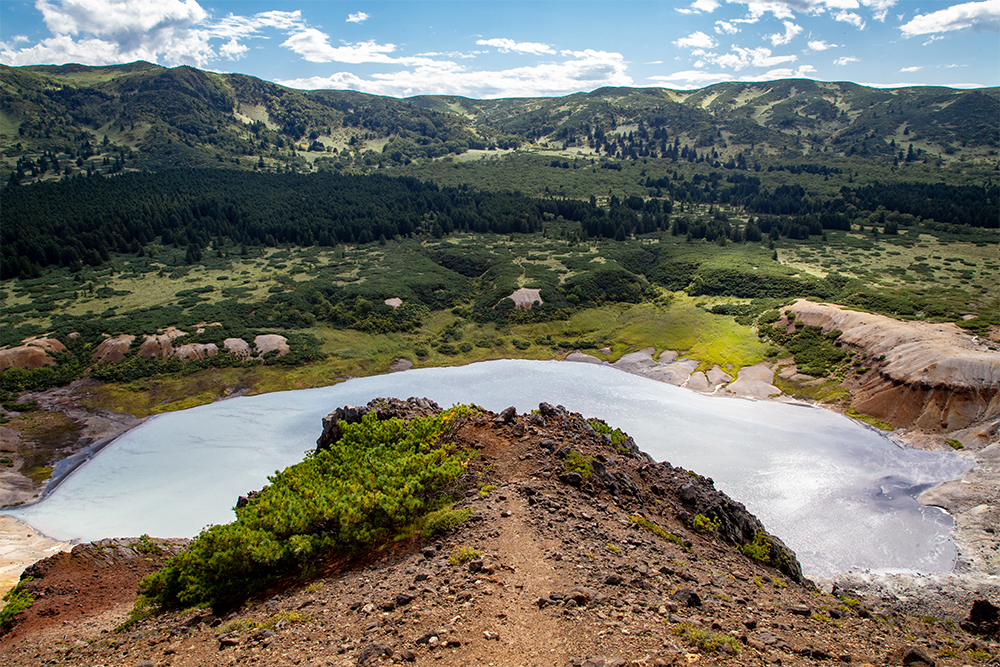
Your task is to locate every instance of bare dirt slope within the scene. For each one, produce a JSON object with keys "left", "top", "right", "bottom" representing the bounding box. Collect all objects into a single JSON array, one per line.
[
  {"left": 1, "top": 402, "right": 996, "bottom": 667},
  {"left": 785, "top": 299, "right": 1000, "bottom": 434}
]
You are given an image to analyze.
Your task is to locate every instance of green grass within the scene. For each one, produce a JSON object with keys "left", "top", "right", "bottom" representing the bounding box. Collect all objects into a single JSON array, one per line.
[
  {"left": 674, "top": 622, "right": 741, "bottom": 654},
  {"left": 448, "top": 546, "right": 483, "bottom": 565},
  {"left": 846, "top": 407, "right": 894, "bottom": 431}
]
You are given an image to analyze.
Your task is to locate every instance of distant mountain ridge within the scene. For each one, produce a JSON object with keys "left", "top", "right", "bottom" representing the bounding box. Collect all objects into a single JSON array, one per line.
[{"left": 1, "top": 61, "right": 997, "bottom": 179}]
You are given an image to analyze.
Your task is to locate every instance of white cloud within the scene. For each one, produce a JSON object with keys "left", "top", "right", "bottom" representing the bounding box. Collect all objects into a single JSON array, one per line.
[
  {"left": 0, "top": 2, "right": 311, "bottom": 68},
  {"left": 281, "top": 32, "right": 442, "bottom": 67},
  {"left": 860, "top": 0, "right": 897, "bottom": 22},
  {"left": 277, "top": 49, "right": 633, "bottom": 98},
  {"left": 899, "top": 65, "right": 922, "bottom": 72},
  {"left": 807, "top": 39, "right": 839, "bottom": 50},
  {"left": 677, "top": 0, "right": 720, "bottom": 13},
  {"left": 219, "top": 37, "right": 247, "bottom": 60},
  {"left": 0, "top": 33, "right": 127, "bottom": 66},
  {"left": 346, "top": 12, "right": 369, "bottom": 24},
  {"left": 900, "top": 0, "right": 1000, "bottom": 36},
  {"left": 741, "top": 64, "right": 817, "bottom": 80},
  {"left": 723, "top": 0, "right": 897, "bottom": 24},
  {"left": 211, "top": 10, "right": 305, "bottom": 37},
  {"left": 699, "top": 45, "right": 797, "bottom": 70},
  {"left": 9, "top": 0, "right": 216, "bottom": 66},
  {"left": 715, "top": 20, "right": 740, "bottom": 34},
  {"left": 835, "top": 10, "right": 866, "bottom": 28},
  {"left": 35, "top": 0, "right": 207, "bottom": 40},
  {"left": 476, "top": 38, "right": 556, "bottom": 55},
  {"left": 649, "top": 70, "right": 731, "bottom": 88},
  {"left": 674, "top": 31, "right": 717, "bottom": 49},
  {"left": 834, "top": 55, "right": 859, "bottom": 64},
  {"left": 769, "top": 20, "right": 803, "bottom": 45}
]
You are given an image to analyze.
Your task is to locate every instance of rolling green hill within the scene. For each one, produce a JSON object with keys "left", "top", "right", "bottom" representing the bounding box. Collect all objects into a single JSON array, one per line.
[{"left": 2, "top": 62, "right": 997, "bottom": 183}]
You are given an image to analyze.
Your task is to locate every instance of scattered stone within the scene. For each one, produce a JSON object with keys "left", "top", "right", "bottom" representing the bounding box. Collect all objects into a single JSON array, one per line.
[
  {"left": 788, "top": 604, "right": 812, "bottom": 616},
  {"left": 887, "top": 645, "right": 936, "bottom": 667},
  {"left": 357, "top": 642, "right": 392, "bottom": 665},
  {"left": 671, "top": 589, "right": 701, "bottom": 607},
  {"left": 483, "top": 630, "right": 499, "bottom": 641},
  {"left": 559, "top": 472, "right": 584, "bottom": 486},
  {"left": 415, "top": 630, "right": 442, "bottom": 645}
]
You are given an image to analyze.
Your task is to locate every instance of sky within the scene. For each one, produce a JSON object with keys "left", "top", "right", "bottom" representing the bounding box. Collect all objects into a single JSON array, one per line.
[{"left": 1, "top": 0, "right": 998, "bottom": 98}]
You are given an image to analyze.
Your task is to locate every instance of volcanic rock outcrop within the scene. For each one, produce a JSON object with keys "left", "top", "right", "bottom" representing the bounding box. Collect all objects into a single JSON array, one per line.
[{"left": 2, "top": 400, "right": 996, "bottom": 667}]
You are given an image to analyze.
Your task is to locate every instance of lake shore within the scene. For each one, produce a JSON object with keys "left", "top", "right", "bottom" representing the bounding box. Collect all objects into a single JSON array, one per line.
[{"left": 1, "top": 349, "right": 996, "bottom": 602}]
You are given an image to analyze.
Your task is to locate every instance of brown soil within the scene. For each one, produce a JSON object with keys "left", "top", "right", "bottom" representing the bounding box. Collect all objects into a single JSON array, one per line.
[{"left": 2, "top": 403, "right": 995, "bottom": 667}]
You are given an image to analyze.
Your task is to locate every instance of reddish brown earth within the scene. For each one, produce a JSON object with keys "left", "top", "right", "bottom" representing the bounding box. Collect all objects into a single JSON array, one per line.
[
  {"left": 1, "top": 402, "right": 995, "bottom": 667},
  {"left": 0, "top": 337, "right": 68, "bottom": 371},
  {"left": 784, "top": 299, "right": 1000, "bottom": 434}
]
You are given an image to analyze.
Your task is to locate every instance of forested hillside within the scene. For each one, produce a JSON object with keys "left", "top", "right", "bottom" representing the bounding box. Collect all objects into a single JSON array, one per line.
[
  {"left": 2, "top": 63, "right": 997, "bottom": 183},
  {"left": 1, "top": 61, "right": 996, "bottom": 416}
]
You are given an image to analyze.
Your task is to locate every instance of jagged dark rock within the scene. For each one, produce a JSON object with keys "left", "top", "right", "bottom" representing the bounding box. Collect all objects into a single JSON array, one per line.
[
  {"left": 315, "top": 397, "right": 441, "bottom": 451},
  {"left": 962, "top": 599, "right": 999, "bottom": 639}
]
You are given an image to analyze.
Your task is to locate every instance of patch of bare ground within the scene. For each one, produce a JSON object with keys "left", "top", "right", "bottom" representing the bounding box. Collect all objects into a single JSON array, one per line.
[
  {"left": 2, "top": 403, "right": 996, "bottom": 667},
  {"left": 0, "top": 378, "right": 145, "bottom": 507}
]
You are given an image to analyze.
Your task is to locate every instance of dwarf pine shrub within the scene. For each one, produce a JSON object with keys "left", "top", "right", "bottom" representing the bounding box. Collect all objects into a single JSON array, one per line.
[{"left": 141, "top": 407, "right": 471, "bottom": 611}]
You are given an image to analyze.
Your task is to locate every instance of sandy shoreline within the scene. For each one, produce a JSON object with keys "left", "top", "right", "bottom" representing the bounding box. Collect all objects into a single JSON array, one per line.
[{"left": 0, "top": 350, "right": 996, "bottom": 602}]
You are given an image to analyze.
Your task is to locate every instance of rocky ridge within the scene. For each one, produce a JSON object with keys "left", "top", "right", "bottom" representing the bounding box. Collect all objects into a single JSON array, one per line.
[{"left": 1, "top": 399, "right": 996, "bottom": 667}]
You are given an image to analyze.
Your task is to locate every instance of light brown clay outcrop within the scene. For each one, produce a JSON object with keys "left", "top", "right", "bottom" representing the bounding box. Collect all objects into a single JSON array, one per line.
[
  {"left": 0, "top": 338, "right": 68, "bottom": 371},
  {"left": 89, "top": 334, "right": 135, "bottom": 365},
  {"left": 787, "top": 299, "right": 1000, "bottom": 432}
]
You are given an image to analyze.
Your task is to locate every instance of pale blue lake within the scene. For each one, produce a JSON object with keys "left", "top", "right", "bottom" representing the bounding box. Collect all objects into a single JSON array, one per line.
[{"left": 4, "top": 360, "right": 971, "bottom": 577}]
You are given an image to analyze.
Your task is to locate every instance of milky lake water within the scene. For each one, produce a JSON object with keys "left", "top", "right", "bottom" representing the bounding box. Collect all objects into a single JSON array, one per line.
[{"left": 4, "top": 360, "right": 972, "bottom": 578}]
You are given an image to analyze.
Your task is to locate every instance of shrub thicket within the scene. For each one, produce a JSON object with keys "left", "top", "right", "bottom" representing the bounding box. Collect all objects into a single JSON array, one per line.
[{"left": 140, "top": 406, "right": 472, "bottom": 610}]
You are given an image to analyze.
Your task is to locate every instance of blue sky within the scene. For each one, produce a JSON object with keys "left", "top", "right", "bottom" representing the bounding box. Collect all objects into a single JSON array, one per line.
[{"left": 1, "top": 0, "right": 998, "bottom": 97}]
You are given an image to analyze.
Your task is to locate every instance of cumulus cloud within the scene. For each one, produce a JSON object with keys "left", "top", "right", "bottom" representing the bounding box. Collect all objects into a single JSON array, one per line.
[
  {"left": 676, "top": 0, "right": 721, "bottom": 14},
  {"left": 281, "top": 32, "right": 442, "bottom": 67},
  {"left": 1, "top": 0, "right": 216, "bottom": 66},
  {"left": 219, "top": 37, "right": 247, "bottom": 60},
  {"left": 899, "top": 65, "right": 922, "bottom": 72},
  {"left": 476, "top": 38, "right": 556, "bottom": 55},
  {"left": 674, "top": 31, "right": 717, "bottom": 49},
  {"left": 900, "top": 0, "right": 1000, "bottom": 36},
  {"left": 0, "top": 1, "right": 313, "bottom": 67},
  {"left": 769, "top": 20, "right": 803, "bottom": 45},
  {"left": 649, "top": 70, "right": 731, "bottom": 88},
  {"left": 346, "top": 12, "right": 369, "bottom": 23},
  {"left": 699, "top": 45, "right": 798, "bottom": 70},
  {"left": 0, "top": 34, "right": 128, "bottom": 66},
  {"left": 277, "top": 49, "right": 633, "bottom": 98},
  {"left": 715, "top": 20, "right": 740, "bottom": 34},
  {"left": 807, "top": 39, "right": 839, "bottom": 50},
  {"left": 835, "top": 11, "right": 866, "bottom": 28},
  {"left": 834, "top": 56, "right": 859, "bottom": 64}
]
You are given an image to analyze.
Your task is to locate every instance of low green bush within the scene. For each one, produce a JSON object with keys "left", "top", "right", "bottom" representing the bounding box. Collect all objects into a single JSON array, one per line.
[
  {"left": 0, "top": 579, "right": 34, "bottom": 630},
  {"left": 140, "top": 407, "right": 471, "bottom": 611}
]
